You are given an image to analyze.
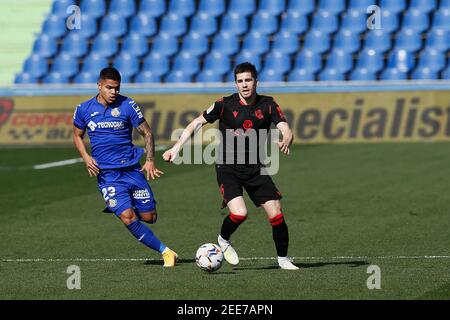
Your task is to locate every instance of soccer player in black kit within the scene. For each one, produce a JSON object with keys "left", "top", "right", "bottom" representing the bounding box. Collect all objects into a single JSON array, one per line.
[{"left": 163, "top": 62, "right": 298, "bottom": 270}]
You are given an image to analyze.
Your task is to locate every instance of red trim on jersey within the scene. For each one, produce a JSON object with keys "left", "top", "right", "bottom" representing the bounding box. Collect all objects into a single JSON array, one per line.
[
  {"left": 269, "top": 104, "right": 272, "bottom": 115},
  {"left": 230, "top": 212, "right": 247, "bottom": 224},
  {"left": 269, "top": 213, "right": 284, "bottom": 226},
  {"left": 220, "top": 105, "right": 224, "bottom": 118}
]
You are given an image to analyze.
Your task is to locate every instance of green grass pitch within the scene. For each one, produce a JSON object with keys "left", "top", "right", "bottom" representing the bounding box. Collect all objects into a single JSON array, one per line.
[{"left": 0, "top": 143, "right": 449, "bottom": 299}]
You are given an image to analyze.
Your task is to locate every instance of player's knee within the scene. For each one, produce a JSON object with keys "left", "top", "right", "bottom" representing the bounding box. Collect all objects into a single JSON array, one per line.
[
  {"left": 141, "top": 211, "right": 158, "bottom": 224},
  {"left": 119, "top": 209, "right": 138, "bottom": 225}
]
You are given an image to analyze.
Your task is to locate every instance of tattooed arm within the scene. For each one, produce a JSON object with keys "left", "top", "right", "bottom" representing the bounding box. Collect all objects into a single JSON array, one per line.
[{"left": 136, "top": 120, "right": 164, "bottom": 180}]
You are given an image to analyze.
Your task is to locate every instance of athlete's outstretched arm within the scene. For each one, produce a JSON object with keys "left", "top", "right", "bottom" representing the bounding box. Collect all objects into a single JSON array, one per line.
[
  {"left": 72, "top": 125, "right": 100, "bottom": 176},
  {"left": 276, "top": 122, "right": 294, "bottom": 155},
  {"left": 163, "top": 114, "right": 208, "bottom": 163},
  {"left": 136, "top": 120, "right": 164, "bottom": 180}
]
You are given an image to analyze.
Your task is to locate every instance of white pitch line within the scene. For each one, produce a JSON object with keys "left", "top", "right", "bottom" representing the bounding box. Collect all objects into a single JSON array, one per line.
[
  {"left": 2, "top": 256, "right": 449, "bottom": 263},
  {"left": 32, "top": 146, "right": 169, "bottom": 170}
]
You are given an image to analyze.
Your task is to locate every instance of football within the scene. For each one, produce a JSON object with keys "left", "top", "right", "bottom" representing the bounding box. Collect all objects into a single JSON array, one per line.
[{"left": 195, "top": 243, "right": 224, "bottom": 272}]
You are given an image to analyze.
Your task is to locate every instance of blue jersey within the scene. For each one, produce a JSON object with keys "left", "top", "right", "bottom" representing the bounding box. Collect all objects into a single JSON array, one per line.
[{"left": 73, "top": 94, "right": 145, "bottom": 169}]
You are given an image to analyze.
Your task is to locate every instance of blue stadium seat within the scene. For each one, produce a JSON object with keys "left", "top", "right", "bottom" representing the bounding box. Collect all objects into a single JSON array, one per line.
[
  {"left": 135, "top": 71, "right": 161, "bottom": 83},
  {"left": 190, "top": 13, "right": 218, "bottom": 37},
  {"left": 409, "top": 0, "right": 437, "bottom": 13},
  {"left": 51, "top": 53, "right": 79, "bottom": 77},
  {"left": 333, "top": 29, "right": 360, "bottom": 53},
  {"left": 228, "top": 0, "right": 255, "bottom": 16},
  {"left": 81, "top": 53, "right": 109, "bottom": 74},
  {"left": 378, "top": 0, "right": 406, "bottom": 14},
  {"left": 364, "top": 29, "right": 392, "bottom": 52},
  {"left": 100, "top": 14, "right": 128, "bottom": 38},
  {"left": 143, "top": 52, "right": 170, "bottom": 76},
  {"left": 129, "top": 14, "right": 157, "bottom": 37},
  {"left": 73, "top": 71, "right": 98, "bottom": 83},
  {"left": 80, "top": 0, "right": 106, "bottom": 19},
  {"left": 395, "top": 28, "right": 423, "bottom": 52},
  {"left": 43, "top": 72, "right": 69, "bottom": 84},
  {"left": 279, "top": 11, "right": 308, "bottom": 35},
  {"left": 203, "top": 51, "right": 231, "bottom": 76},
  {"left": 442, "top": 66, "right": 450, "bottom": 79},
  {"left": 425, "top": 29, "right": 450, "bottom": 52},
  {"left": 311, "top": 10, "right": 339, "bottom": 35},
  {"left": 181, "top": 32, "right": 209, "bottom": 56},
  {"left": 113, "top": 53, "right": 140, "bottom": 77},
  {"left": 348, "top": 0, "right": 376, "bottom": 11},
  {"left": 211, "top": 31, "right": 240, "bottom": 56},
  {"left": 92, "top": 32, "right": 119, "bottom": 57},
  {"left": 60, "top": 32, "right": 88, "bottom": 58},
  {"left": 32, "top": 34, "right": 57, "bottom": 58},
  {"left": 221, "top": 12, "right": 248, "bottom": 36},
  {"left": 318, "top": 68, "right": 345, "bottom": 81},
  {"left": 259, "top": 68, "right": 285, "bottom": 82},
  {"left": 379, "top": 10, "right": 400, "bottom": 34},
  {"left": 318, "top": 0, "right": 346, "bottom": 14},
  {"left": 340, "top": 9, "right": 367, "bottom": 34},
  {"left": 51, "top": 0, "right": 76, "bottom": 16},
  {"left": 432, "top": 9, "right": 450, "bottom": 31},
  {"left": 411, "top": 67, "right": 438, "bottom": 80},
  {"left": 121, "top": 33, "right": 149, "bottom": 57},
  {"left": 287, "top": 68, "right": 314, "bottom": 81},
  {"left": 196, "top": 69, "right": 223, "bottom": 83},
  {"left": 242, "top": 31, "right": 270, "bottom": 55},
  {"left": 151, "top": 32, "right": 179, "bottom": 56},
  {"left": 23, "top": 54, "right": 48, "bottom": 78},
  {"left": 272, "top": 31, "right": 300, "bottom": 54},
  {"left": 41, "top": 14, "right": 67, "bottom": 39},
  {"left": 416, "top": 49, "right": 446, "bottom": 72},
  {"left": 387, "top": 49, "right": 415, "bottom": 73},
  {"left": 349, "top": 67, "right": 377, "bottom": 81},
  {"left": 356, "top": 49, "right": 385, "bottom": 72},
  {"left": 258, "top": 0, "right": 285, "bottom": 15},
  {"left": 172, "top": 51, "right": 199, "bottom": 76},
  {"left": 72, "top": 14, "right": 98, "bottom": 39},
  {"left": 109, "top": 0, "right": 136, "bottom": 18},
  {"left": 198, "top": 0, "right": 225, "bottom": 17},
  {"left": 168, "top": 0, "right": 195, "bottom": 17},
  {"left": 294, "top": 49, "right": 322, "bottom": 73},
  {"left": 165, "top": 70, "right": 192, "bottom": 83},
  {"left": 326, "top": 49, "right": 353, "bottom": 73},
  {"left": 402, "top": 9, "right": 429, "bottom": 33},
  {"left": 441, "top": 0, "right": 450, "bottom": 10},
  {"left": 15, "top": 72, "right": 37, "bottom": 84},
  {"left": 263, "top": 51, "right": 291, "bottom": 74},
  {"left": 139, "top": 0, "right": 166, "bottom": 18},
  {"left": 380, "top": 68, "right": 408, "bottom": 80},
  {"left": 287, "top": 0, "right": 315, "bottom": 15},
  {"left": 302, "top": 30, "right": 331, "bottom": 53},
  {"left": 251, "top": 11, "right": 278, "bottom": 35},
  {"left": 234, "top": 50, "right": 262, "bottom": 72},
  {"left": 159, "top": 13, "right": 187, "bottom": 37}
]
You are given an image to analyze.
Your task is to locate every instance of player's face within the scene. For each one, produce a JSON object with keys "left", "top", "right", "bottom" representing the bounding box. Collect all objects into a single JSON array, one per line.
[
  {"left": 235, "top": 72, "right": 257, "bottom": 101},
  {"left": 98, "top": 79, "right": 120, "bottom": 104}
]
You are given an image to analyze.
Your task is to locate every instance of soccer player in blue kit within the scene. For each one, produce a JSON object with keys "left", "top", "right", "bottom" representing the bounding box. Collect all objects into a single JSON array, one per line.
[{"left": 73, "top": 68, "right": 178, "bottom": 267}]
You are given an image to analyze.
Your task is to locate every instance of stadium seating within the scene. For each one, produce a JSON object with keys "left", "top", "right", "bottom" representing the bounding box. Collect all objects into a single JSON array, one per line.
[{"left": 17, "top": 0, "right": 450, "bottom": 84}]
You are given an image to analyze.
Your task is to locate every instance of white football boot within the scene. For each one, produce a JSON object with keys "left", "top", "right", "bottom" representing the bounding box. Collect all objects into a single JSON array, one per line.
[
  {"left": 218, "top": 235, "right": 239, "bottom": 265},
  {"left": 278, "top": 256, "right": 299, "bottom": 270}
]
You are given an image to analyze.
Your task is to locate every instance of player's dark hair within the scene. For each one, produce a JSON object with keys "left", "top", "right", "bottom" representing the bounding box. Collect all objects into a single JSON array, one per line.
[
  {"left": 99, "top": 67, "right": 121, "bottom": 82},
  {"left": 234, "top": 62, "right": 258, "bottom": 81}
]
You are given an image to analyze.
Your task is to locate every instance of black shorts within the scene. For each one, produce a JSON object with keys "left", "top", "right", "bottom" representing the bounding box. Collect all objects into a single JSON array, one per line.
[{"left": 216, "top": 164, "right": 282, "bottom": 209}]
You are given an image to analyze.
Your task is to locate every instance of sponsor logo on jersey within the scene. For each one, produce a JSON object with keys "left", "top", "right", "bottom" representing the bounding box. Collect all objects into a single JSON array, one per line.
[
  {"left": 90, "top": 111, "right": 99, "bottom": 117},
  {"left": 87, "top": 121, "right": 125, "bottom": 131},
  {"left": 232, "top": 111, "right": 238, "bottom": 118},
  {"left": 242, "top": 119, "right": 253, "bottom": 131},
  {"left": 133, "top": 189, "right": 150, "bottom": 199},
  {"left": 129, "top": 100, "right": 143, "bottom": 118},
  {"left": 111, "top": 108, "right": 121, "bottom": 117},
  {"left": 255, "top": 109, "right": 264, "bottom": 119}
]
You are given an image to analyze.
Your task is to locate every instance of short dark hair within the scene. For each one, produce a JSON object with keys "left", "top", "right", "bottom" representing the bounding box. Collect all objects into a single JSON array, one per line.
[
  {"left": 99, "top": 67, "right": 121, "bottom": 82},
  {"left": 234, "top": 62, "right": 258, "bottom": 81}
]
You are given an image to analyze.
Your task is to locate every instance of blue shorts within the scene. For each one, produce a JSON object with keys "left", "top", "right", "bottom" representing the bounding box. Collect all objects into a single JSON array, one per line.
[{"left": 97, "top": 164, "right": 156, "bottom": 217}]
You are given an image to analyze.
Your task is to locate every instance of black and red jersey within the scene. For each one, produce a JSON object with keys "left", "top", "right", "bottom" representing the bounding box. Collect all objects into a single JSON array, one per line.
[{"left": 202, "top": 93, "right": 287, "bottom": 166}]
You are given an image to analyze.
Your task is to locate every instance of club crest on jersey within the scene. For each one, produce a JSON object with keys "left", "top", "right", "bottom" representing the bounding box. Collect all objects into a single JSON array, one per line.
[
  {"left": 111, "top": 108, "right": 121, "bottom": 117},
  {"left": 108, "top": 198, "right": 117, "bottom": 208},
  {"left": 242, "top": 120, "right": 253, "bottom": 131},
  {"left": 255, "top": 109, "right": 264, "bottom": 119}
]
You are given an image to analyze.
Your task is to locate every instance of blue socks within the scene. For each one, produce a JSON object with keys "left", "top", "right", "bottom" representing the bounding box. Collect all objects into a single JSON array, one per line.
[{"left": 126, "top": 220, "right": 166, "bottom": 253}]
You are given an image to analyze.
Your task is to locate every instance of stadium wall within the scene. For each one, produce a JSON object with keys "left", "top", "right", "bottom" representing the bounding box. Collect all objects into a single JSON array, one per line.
[{"left": 0, "top": 82, "right": 449, "bottom": 146}]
